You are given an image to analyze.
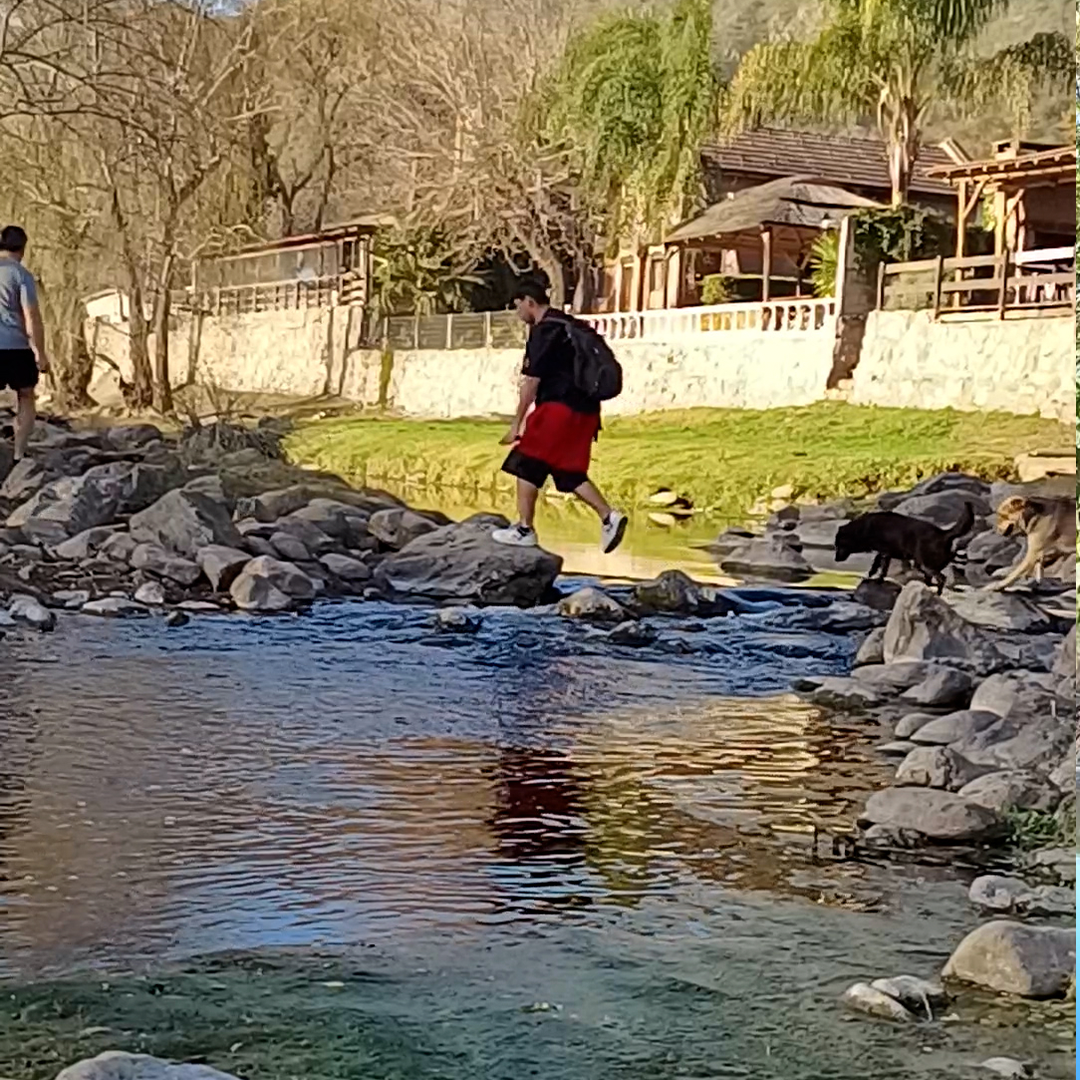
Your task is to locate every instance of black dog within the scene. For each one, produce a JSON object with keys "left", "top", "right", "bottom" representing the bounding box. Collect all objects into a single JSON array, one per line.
[{"left": 833, "top": 503, "right": 975, "bottom": 594}]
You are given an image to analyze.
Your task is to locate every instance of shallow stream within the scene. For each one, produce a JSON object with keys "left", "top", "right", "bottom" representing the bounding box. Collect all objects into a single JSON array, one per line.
[{"left": 0, "top": 595, "right": 1071, "bottom": 1078}]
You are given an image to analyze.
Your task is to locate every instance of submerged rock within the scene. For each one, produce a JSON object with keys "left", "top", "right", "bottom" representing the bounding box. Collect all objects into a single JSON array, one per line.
[
  {"left": 840, "top": 982, "right": 918, "bottom": 1023},
  {"left": 55, "top": 1052, "right": 240, "bottom": 1080},
  {"left": 8, "top": 594, "right": 55, "bottom": 631},
  {"left": 868, "top": 975, "right": 947, "bottom": 1020},
  {"left": 557, "top": 586, "right": 626, "bottom": 623},
  {"left": 968, "top": 874, "right": 1075, "bottom": 917}
]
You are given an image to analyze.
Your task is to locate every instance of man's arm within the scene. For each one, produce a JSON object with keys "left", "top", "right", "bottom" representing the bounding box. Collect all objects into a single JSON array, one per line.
[
  {"left": 502, "top": 376, "right": 539, "bottom": 444},
  {"left": 21, "top": 276, "right": 48, "bottom": 372}
]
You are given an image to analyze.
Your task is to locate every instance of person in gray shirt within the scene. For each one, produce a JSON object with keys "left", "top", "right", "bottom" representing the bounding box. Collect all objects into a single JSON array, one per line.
[{"left": 0, "top": 225, "right": 49, "bottom": 462}]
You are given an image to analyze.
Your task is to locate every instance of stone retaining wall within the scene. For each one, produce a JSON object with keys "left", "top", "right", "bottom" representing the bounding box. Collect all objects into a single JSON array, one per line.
[
  {"left": 850, "top": 310, "right": 1074, "bottom": 424},
  {"left": 86, "top": 306, "right": 1073, "bottom": 423}
]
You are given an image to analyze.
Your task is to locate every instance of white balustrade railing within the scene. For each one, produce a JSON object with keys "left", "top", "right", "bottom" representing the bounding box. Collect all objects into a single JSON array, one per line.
[{"left": 579, "top": 298, "right": 836, "bottom": 341}]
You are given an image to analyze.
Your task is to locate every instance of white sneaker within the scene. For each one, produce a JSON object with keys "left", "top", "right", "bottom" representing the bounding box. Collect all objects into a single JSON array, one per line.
[
  {"left": 601, "top": 510, "right": 628, "bottom": 553},
  {"left": 492, "top": 523, "right": 538, "bottom": 548}
]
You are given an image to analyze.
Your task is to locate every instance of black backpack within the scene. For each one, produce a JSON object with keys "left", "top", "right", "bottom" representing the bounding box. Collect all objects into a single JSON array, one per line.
[{"left": 562, "top": 316, "right": 623, "bottom": 403}]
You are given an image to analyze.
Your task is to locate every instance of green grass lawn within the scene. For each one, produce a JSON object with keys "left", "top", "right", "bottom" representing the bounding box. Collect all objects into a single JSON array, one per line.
[{"left": 284, "top": 403, "right": 1069, "bottom": 518}]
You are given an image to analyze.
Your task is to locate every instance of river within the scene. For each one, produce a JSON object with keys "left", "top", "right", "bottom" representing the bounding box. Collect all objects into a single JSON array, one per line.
[{"left": 0, "top": 589, "right": 1071, "bottom": 1078}]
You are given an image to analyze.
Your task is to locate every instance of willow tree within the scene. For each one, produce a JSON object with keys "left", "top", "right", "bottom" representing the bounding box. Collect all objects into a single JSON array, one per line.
[
  {"left": 723, "top": 0, "right": 1071, "bottom": 205},
  {"left": 536, "top": 0, "right": 720, "bottom": 261}
]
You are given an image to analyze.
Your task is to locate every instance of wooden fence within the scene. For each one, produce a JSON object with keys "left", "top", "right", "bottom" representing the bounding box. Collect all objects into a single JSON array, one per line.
[{"left": 877, "top": 247, "right": 1074, "bottom": 318}]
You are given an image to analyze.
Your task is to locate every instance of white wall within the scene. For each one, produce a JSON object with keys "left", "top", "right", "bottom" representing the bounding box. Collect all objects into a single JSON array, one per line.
[{"left": 850, "top": 310, "right": 1074, "bottom": 423}]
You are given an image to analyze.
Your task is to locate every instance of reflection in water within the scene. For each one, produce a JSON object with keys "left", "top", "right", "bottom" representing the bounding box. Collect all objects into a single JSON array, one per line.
[{"left": 0, "top": 602, "right": 1069, "bottom": 1078}]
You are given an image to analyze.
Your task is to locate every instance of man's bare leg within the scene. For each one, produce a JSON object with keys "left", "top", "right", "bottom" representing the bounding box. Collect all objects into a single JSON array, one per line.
[
  {"left": 517, "top": 478, "right": 540, "bottom": 530},
  {"left": 13, "top": 386, "right": 34, "bottom": 461},
  {"left": 573, "top": 479, "right": 612, "bottom": 521}
]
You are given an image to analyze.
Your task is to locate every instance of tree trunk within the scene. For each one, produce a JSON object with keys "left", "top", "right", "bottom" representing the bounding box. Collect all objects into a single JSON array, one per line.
[
  {"left": 884, "top": 95, "right": 920, "bottom": 206},
  {"left": 51, "top": 303, "right": 95, "bottom": 412},
  {"left": 151, "top": 259, "right": 174, "bottom": 414},
  {"left": 537, "top": 252, "right": 566, "bottom": 308},
  {"left": 127, "top": 279, "right": 154, "bottom": 410}
]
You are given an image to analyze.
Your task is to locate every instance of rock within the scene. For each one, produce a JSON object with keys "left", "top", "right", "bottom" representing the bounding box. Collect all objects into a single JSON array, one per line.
[
  {"left": 373, "top": 520, "right": 561, "bottom": 607},
  {"left": 273, "top": 515, "right": 338, "bottom": 557},
  {"left": 852, "top": 579, "right": 902, "bottom": 612},
  {"left": 944, "top": 592, "right": 1055, "bottom": 634},
  {"left": 130, "top": 543, "right": 202, "bottom": 586},
  {"left": 7, "top": 460, "right": 183, "bottom": 543},
  {"left": 877, "top": 740, "right": 917, "bottom": 757},
  {"left": 942, "top": 920, "right": 1075, "bottom": 998},
  {"left": 1048, "top": 752, "right": 1074, "bottom": 792},
  {"left": 8, "top": 594, "right": 55, "bottom": 631},
  {"left": 899, "top": 667, "right": 973, "bottom": 708},
  {"left": 134, "top": 581, "right": 167, "bottom": 606},
  {"left": 868, "top": 976, "right": 947, "bottom": 1019},
  {"left": 230, "top": 556, "right": 316, "bottom": 612},
  {"left": 895, "top": 712, "right": 936, "bottom": 739},
  {"left": 895, "top": 746, "right": 991, "bottom": 790},
  {"left": 860, "top": 787, "right": 1002, "bottom": 842},
  {"left": 292, "top": 499, "right": 370, "bottom": 540},
  {"left": 792, "top": 518, "right": 844, "bottom": 550},
  {"left": 176, "top": 600, "right": 221, "bottom": 612},
  {"left": 1027, "top": 846, "right": 1074, "bottom": 884},
  {"left": 369, "top": 507, "right": 440, "bottom": 550},
  {"left": 81, "top": 597, "right": 148, "bottom": 618},
  {"left": 608, "top": 620, "right": 658, "bottom": 647},
  {"left": 182, "top": 474, "right": 235, "bottom": 514},
  {"left": 840, "top": 982, "right": 917, "bottom": 1023},
  {"left": 1052, "top": 626, "right": 1074, "bottom": 677},
  {"left": 196, "top": 546, "right": 251, "bottom": 591},
  {"left": 0, "top": 457, "right": 45, "bottom": 501},
  {"left": 958, "top": 715, "right": 1073, "bottom": 775},
  {"left": 165, "top": 610, "right": 190, "bottom": 627},
  {"left": 970, "top": 671, "right": 1057, "bottom": 720},
  {"left": 909, "top": 709, "right": 1000, "bottom": 746},
  {"left": 557, "top": 586, "right": 626, "bottom": 623},
  {"left": 107, "top": 423, "right": 163, "bottom": 450},
  {"left": 883, "top": 583, "right": 1006, "bottom": 674},
  {"left": 269, "top": 531, "right": 311, "bottom": 563},
  {"left": 855, "top": 627, "right": 886, "bottom": 666},
  {"left": 855, "top": 661, "right": 952, "bottom": 695},
  {"left": 55, "top": 1050, "right": 240, "bottom": 1080},
  {"left": 890, "top": 488, "right": 989, "bottom": 528},
  {"left": 99, "top": 532, "right": 138, "bottom": 563},
  {"left": 977, "top": 1059, "right": 1031, "bottom": 1080},
  {"left": 965, "top": 529, "right": 1024, "bottom": 571},
  {"left": 957, "top": 771, "right": 1059, "bottom": 814},
  {"left": 435, "top": 607, "right": 481, "bottom": 634},
  {"left": 711, "top": 526, "right": 755, "bottom": 555},
  {"left": 633, "top": 570, "right": 714, "bottom": 615},
  {"left": 720, "top": 535, "right": 813, "bottom": 582},
  {"left": 969, "top": 875, "right": 1076, "bottom": 917},
  {"left": 52, "top": 526, "right": 122, "bottom": 561},
  {"left": 319, "top": 553, "right": 372, "bottom": 583},
  {"left": 51, "top": 589, "right": 90, "bottom": 610},
  {"left": 805, "top": 677, "right": 885, "bottom": 709},
  {"left": 130, "top": 488, "right": 243, "bottom": 559}
]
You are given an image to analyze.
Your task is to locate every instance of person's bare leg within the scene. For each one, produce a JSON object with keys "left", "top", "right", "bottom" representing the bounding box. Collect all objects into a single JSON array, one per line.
[
  {"left": 517, "top": 478, "right": 540, "bottom": 530},
  {"left": 573, "top": 479, "right": 612, "bottom": 521},
  {"left": 13, "top": 387, "right": 34, "bottom": 461}
]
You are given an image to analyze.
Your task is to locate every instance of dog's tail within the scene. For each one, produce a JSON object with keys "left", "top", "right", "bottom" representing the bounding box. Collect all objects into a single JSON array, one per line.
[{"left": 945, "top": 501, "right": 976, "bottom": 545}]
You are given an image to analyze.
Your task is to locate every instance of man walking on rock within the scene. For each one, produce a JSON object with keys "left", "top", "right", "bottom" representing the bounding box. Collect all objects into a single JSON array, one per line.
[
  {"left": 0, "top": 226, "right": 48, "bottom": 462},
  {"left": 492, "top": 281, "right": 627, "bottom": 554}
]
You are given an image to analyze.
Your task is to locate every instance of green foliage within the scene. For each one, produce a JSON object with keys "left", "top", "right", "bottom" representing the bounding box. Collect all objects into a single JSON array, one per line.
[
  {"left": 850, "top": 206, "right": 953, "bottom": 269},
  {"left": 722, "top": 0, "right": 1071, "bottom": 203},
  {"left": 370, "top": 227, "right": 482, "bottom": 319},
  {"left": 1005, "top": 806, "right": 1073, "bottom": 851},
  {"left": 808, "top": 232, "right": 840, "bottom": 297},
  {"left": 700, "top": 274, "right": 735, "bottom": 304},
  {"left": 537, "top": 0, "right": 720, "bottom": 243}
]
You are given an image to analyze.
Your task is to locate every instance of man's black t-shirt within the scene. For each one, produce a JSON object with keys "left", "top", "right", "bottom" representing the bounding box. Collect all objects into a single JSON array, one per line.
[{"left": 521, "top": 311, "right": 600, "bottom": 416}]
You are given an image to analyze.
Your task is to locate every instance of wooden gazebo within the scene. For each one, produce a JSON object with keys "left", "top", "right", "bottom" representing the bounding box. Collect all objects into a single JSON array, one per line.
[{"left": 661, "top": 176, "right": 880, "bottom": 305}]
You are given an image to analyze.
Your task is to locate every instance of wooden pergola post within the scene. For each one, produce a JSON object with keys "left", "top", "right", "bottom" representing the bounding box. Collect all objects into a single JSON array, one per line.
[{"left": 761, "top": 226, "right": 773, "bottom": 302}]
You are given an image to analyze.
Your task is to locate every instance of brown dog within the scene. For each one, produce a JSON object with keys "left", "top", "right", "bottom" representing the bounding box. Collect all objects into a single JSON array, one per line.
[{"left": 985, "top": 495, "right": 1076, "bottom": 591}]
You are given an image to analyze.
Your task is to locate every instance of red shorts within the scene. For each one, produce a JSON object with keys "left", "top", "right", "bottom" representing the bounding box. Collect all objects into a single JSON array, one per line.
[{"left": 501, "top": 402, "right": 600, "bottom": 493}]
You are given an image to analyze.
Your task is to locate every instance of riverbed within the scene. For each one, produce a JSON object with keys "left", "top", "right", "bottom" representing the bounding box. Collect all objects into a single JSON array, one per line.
[{"left": 0, "top": 596, "right": 1072, "bottom": 1079}]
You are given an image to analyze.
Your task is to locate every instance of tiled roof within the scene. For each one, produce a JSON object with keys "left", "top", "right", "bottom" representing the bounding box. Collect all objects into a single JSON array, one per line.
[{"left": 701, "top": 128, "right": 955, "bottom": 197}]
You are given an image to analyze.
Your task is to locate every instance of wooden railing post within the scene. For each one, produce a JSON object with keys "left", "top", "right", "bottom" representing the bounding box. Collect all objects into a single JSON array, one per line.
[
  {"left": 997, "top": 250, "right": 1009, "bottom": 319},
  {"left": 484, "top": 310, "right": 492, "bottom": 349},
  {"left": 413, "top": 315, "right": 420, "bottom": 349},
  {"left": 876, "top": 261, "right": 886, "bottom": 309},
  {"left": 931, "top": 255, "right": 944, "bottom": 318},
  {"left": 446, "top": 312, "right": 454, "bottom": 349}
]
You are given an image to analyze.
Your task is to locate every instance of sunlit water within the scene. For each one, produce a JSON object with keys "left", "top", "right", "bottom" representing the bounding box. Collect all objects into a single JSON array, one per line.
[{"left": 0, "top": 598, "right": 1071, "bottom": 1077}]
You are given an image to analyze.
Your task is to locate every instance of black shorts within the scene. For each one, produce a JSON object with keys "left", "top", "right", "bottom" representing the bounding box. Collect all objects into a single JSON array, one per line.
[
  {"left": 0, "top": 350, "right": 38, "bottom": 392},
  {"left": 502, "top": 448, "right": 588, "bottom": 494}
]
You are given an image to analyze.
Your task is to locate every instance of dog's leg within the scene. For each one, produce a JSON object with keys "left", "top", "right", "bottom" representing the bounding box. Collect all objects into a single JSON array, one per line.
[
  {"left": 867, "top": 553, "right": 884, "bottom": 580},
  {"left": 877, "top": 557, "right": 892, "bottom": 581},
  {"left": 985, "top": 544, "right": 1041, "bottom": 592}
]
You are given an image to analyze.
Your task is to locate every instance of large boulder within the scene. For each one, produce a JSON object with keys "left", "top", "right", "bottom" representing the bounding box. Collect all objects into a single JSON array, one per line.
[
  {"left": 56, "top": 1052, "right": 239, "bottom": 1080},
  {"left": 373, "top": 520, "right": 561, "bottom": 606},
  {"left": 368, "top": 507, "right": 441, "bottom": 550},
  {"left": 130, "top": 543, "right": 202, "bottom": 586},
  {"left": 633, "top": 569, "right": 713, "bottom": 615},
  {"left": 942, "top": 920, "right": 1075, "bottom": 998},
  {"left": 859, "top": 787, "right": 1002, "bottom": 842},
  {"left": 883, "top": 582, "right": 1006, "bottom": 674},
  {"left": 557, "top": 586, "right": 627, "bottom": 623},
  {"left": 196, "top": 546, "right": 251, "bottom": 591},
  {"left": 894, "top": 746, "right": 991, "bottom": 790},
  {"left": 130, "top": 488, "right": 243, "bottom": 559},
  {"left": 7, "top": 460, "right": 183, "bottom": 544},
  {"left": 230, "top": 556, "right": 316, "bottom": 612},
  {"left": 944, "top": 592, "right": 1055, "bottom": 634},
  {"left": 957, "top": 770, "right": 1060, "bottom": 814}
]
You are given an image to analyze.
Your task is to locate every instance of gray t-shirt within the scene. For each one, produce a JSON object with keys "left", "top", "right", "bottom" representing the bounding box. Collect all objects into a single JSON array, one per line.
[{"left": 0, "top": 258, "right": 37, "bottom": 350}]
